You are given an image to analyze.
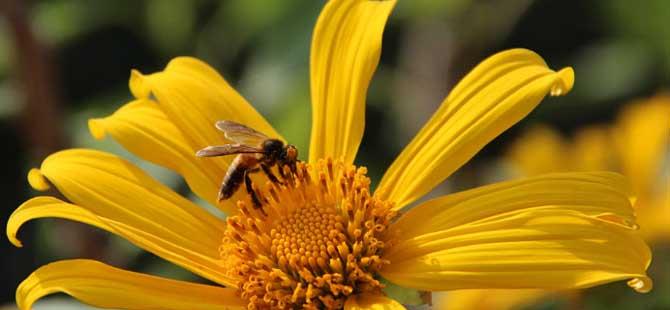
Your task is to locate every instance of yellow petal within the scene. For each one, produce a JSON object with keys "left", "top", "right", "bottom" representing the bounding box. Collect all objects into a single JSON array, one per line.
[
  {"left": 344, "top": 293, "right": 405, "bottom": 310},
  {"left": 131, "top": 57, "right": 282, "bottom": 174},
  {"left": 22, "top": 149, "right": 235, "bottom": 286},
  {"left": 309, "top": 0, "right": 396, "bottom": 164},
  {"left": 88, "top": 99, "right": 233, "bottom": 213},
  {"left": 16, "top": 259, "right": 245, "bottom": 310},
  {"left": 381, "top": 172, "right": 652, "bottom": 293},
  {"left": 7, "top": 197, "right": 113, "bottom": 248},
  {"left": 377, "top": 49, "right": 574, "bottom": 208},
  {"left": 27, "top": 168, "right": 50, "bottom": 191}
]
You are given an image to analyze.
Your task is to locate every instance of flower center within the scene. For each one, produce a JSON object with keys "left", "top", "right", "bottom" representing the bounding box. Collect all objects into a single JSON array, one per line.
[{"left": 220, "top": 159, "right": 397, "bottom": 309}]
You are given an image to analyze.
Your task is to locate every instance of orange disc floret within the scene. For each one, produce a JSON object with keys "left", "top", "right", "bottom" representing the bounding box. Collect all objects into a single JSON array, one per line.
[{"left": 220, "top": 159, "right": 397, "bottom": 309}]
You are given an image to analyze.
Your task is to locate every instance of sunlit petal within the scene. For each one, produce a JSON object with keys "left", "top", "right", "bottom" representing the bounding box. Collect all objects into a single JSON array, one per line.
[
  {"left": 21, "top": 149, "right": 235, "bottom": 286},
  {"left": 88, "top": 99, "right": 232, "bottom": 212},
  {"left": 7, "top": 197, "right": 112, "bottom": 248},
  {"left": 309, "top": 0, "right": 396, "bottom": 164},
  {"left": 131, "top": 57, "right": 281, "bottom": 177},
  {"left": 378, "top": 49, "right": 574, "bottom": 208},
  {"left": 16, "top": 259, "right": 245, "bottom": 310},
  {"left": 381, "top": 172, "right": 651, "bottom": 293}
]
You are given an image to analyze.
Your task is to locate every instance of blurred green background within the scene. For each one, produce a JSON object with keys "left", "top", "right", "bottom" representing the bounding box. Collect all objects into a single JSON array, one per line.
[{"left": 1, "top": 0, "right": 668, "bottom": 309}]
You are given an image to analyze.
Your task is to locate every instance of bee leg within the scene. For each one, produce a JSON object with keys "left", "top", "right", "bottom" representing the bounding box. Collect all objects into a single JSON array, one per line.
[
  {"left": 244, "top": 170, "right": 263, "bottom": 208},
  {"left": 277, "top": 163, "right": 288, "bottom": 180},
  {"left": 261, "top": 163, "right": 283, "bottom": 185}
]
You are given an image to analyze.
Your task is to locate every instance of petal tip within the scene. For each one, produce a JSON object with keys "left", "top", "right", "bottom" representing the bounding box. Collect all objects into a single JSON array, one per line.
[
  {"left": 550, "top": 67, "right": 575, "bottom": 96},
  {"left": 7, "top": 212, "right": 24, "bottom": 247},
  {"left": 167, "top": 56, "right": 203, "bottom": 68},
  {"left": 628, "top": 276, "right": 653, "bottom": 293},
  {"left": 88, "top": 118, "right": 107, "bottom": 140},
  {"left": 129, "top": 69, "right": 151, "bottom": 99},
  {"left": 27, "top": 168, "right": 50, "bottom": 191},
  {"left": 7, "top": 232, "right": 23, "bottom": 248}
]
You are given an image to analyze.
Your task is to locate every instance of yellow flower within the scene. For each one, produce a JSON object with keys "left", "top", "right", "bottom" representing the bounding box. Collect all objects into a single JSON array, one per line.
[
  {"left": 7, "top": 1, "right": 653, "bottom": 309},
  {"left": 437, "top": 93, "right": 669, "bottom": 310},
  {"left": 432, "top": 289, "right": 556, "bottom": 310}
]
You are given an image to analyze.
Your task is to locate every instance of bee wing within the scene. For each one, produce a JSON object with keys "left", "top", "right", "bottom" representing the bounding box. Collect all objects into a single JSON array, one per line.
[
  {"left": 215, "top": 120, "right": 269, "bottom": 146},
  {"left": 195, "top": 144, "right": 263, "bottom": 157}
]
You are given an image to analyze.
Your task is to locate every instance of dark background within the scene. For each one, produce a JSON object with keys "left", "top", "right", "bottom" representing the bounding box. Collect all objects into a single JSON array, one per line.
[{"left": 1, "top": 0, "right": 668, "bottom": 308}]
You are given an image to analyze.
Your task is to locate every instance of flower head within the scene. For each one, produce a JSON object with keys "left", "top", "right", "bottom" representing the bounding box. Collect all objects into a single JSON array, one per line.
[
  {"left": 8, "top": 0, "right": 652, "bottom": 309},
  {"left": 221, "top": 159, "right": 397, "bottom": 308}
]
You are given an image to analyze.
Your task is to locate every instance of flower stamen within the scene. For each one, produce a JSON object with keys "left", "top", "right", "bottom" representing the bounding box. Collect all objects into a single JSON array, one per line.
[{"left": 221, "top": 158, "right": 397, "bottom": 309}]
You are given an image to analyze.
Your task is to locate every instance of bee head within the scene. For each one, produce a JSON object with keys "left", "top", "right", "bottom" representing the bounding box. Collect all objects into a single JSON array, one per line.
[{"left": 262, "top": 139, "right": 285, "bottom": 160}]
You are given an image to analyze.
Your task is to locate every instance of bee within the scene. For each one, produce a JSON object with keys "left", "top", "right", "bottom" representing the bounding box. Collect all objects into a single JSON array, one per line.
[{"left": 196, "top": 120, "right": 298, "bottom": 207}]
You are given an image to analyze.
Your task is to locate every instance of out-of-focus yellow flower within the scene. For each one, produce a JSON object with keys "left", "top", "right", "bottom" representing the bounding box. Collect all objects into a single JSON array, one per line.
[
  {"left": 615, "top": 95, "right": 670, "bottom": 242},
  {"left": 506, "top": 125, "right": 569, "bottom": 175},
  {"left": 508, "top": 93, "right": 670, "bottom": 242},
  {"left": 433, "top": 289, "right": 553, "bottom": 310},
  {"left": 436, "top": 93, "right": 669, "bottom": 310},
  {"left": 6, "top": 1, "right": 655, "bottom": 309}
]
